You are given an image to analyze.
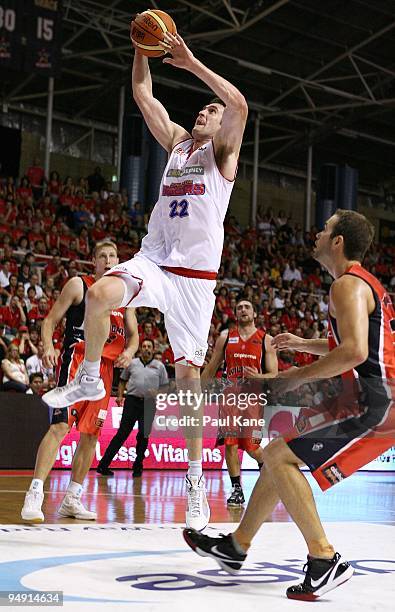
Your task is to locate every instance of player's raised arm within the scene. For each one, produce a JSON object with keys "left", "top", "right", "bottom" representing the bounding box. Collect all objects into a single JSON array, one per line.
[
  {"left": 162, "top": 32, "right": 248, "bottom": 178},
  {"left": 132, "top": 48, "right": 190, "bottom": 152}
]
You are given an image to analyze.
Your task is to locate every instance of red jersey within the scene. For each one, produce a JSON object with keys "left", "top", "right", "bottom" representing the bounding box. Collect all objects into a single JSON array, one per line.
[
  {"left": 224, "top": 326, "right": 267, "bottom": 381},
  {"left": 328, "top": 264, "right": 395, "bottom": 392}
]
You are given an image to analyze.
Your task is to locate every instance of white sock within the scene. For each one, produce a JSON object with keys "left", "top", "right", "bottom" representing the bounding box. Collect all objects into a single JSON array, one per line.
[
  {"left": 188, "top": 459, "right": 202, "bottom": 478},
  {"left": 30, "top": 478, "right": 43, "bottom": 493},
  {"left": 82, "top": 359, "right": 101, "bottom": 378},
  {"left": 67, "top": 480, "right": 83, "bottom": 498}
]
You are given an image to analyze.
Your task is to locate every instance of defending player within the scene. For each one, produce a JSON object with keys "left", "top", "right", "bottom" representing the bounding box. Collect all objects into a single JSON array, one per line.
[
  {"left": 42, "top": 30, "right": 248, "bottom": 530},
  {"left": 202, "top": 299, "right": 277, "bottom": 505},
  {"left": 21, "top": 242, "right": 138, "bottom": 522},
  {"left": 184, "top": 210, "right": 395, "bottom": 600}
]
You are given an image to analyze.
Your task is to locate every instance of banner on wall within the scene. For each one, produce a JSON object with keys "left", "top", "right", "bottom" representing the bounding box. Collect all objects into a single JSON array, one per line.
[{"left": 54, "top": 399, "right": 395, "bottom": 472}]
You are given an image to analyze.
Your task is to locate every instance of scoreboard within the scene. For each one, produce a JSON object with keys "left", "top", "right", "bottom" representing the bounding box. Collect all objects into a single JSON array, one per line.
[{"left": 0, "top": 0, "right": 62, "bottom": 75}]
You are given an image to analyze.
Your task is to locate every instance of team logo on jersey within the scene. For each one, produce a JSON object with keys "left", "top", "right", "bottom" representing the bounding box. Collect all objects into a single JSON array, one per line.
[
  {"left": 312, "top": 442, "right": 324, "bottom": 451},
  {"left": 228, "top": 337, "right": 239, "bottom": 344},
  {"left": 167, "top": 166, "right": 204, "bottom": 178},
  {"left": 162, "top": 181, "right": 205, "bottom": 197}
]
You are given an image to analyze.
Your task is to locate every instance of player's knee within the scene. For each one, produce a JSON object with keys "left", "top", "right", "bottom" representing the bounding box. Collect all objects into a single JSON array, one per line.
[
  {"left": 80, "top": 432, "right": 98, "bottom": 447},
  {"left": 262, "top": 437, "right": 288, "bottom": 469},
  {"left": 49, "top": 422, "right": 69, "bottom": 442},
  {"left": 87, "top": 278, "right": 122, "bottom": 311}
]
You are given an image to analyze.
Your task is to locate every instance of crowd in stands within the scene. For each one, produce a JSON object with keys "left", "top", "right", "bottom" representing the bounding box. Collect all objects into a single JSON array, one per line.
[{"left": 1, "top": 161, "right": 394, "bottom": 395}]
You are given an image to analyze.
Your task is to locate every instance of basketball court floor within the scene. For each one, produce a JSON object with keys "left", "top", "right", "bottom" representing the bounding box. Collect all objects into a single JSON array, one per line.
[{"left": 0, "top": 470, "right": 394, "bottom": 610}]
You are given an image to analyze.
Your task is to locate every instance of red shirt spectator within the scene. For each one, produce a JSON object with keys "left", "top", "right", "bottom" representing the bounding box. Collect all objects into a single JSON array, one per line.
[
  {"left": 26, "top": 161, "right": 44, "bottom": 188},
  {"left": 162, "top": 346, "right": 174, "bottom": 365},
  {"left": 1, "top": 297, "right": 26, "bottom": 330},
  {"left": 16, "top": 186, "right": 33, "bottom": 201}
]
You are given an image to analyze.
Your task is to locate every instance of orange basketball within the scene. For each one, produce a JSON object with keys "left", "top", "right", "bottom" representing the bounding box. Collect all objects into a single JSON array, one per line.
[{"left": 131, "top": 9, "right": 177, "bottom": 58}]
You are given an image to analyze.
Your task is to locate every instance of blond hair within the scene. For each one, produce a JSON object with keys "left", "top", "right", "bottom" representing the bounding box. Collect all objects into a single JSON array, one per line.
[{"left": 93, "top": 240, "right": 118, "bottom": 258}]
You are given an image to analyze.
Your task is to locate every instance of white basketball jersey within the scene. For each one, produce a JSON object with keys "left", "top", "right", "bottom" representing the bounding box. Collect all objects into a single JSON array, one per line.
[{"left": 140, "top": 138, "right": 234, "bottom": 272}]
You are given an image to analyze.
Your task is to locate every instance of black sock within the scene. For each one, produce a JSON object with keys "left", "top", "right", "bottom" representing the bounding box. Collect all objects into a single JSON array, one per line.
[
  {"left": 230, "top": 475, "right": 241, "bottom": 487},
  {"left": 258, "top": 462, "right": 264, "bottom": 471}
]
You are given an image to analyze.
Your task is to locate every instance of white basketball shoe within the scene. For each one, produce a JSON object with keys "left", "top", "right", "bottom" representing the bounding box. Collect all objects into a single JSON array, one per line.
[
  {"left": 42, "top": 365, "right": 105, "bottom": 408},
  {"left": 58, "top": 494, "right": 97, "bottom": 520},
  {"left": 21, "top": 490, "right": 44, "bottom": 523},
  {"left": 185, "top": 474, "right": 210, "bottom": 531}
]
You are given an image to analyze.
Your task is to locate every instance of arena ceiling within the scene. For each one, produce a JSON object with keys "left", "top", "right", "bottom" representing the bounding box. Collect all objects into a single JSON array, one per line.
[{"left": 3, "top": 0, "right": 395, "bottom": 189}]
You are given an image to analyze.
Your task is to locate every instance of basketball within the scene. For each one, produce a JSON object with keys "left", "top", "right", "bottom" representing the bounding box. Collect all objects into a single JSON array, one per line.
[{"left": 131, "top": 9, "right": 177, "bottom": 58}]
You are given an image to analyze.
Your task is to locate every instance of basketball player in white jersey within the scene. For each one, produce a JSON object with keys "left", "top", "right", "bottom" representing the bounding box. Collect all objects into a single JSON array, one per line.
[{"left": 43, "top": 29, "right": 248, "bottom": 530}]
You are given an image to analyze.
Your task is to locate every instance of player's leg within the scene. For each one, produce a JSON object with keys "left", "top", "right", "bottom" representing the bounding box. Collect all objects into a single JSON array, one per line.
[
  {"left": 42, "top": 275, "right": 132, "bottom": 407},
  {"left": 83, "top": 276, "right": 125, "bottom": 366},
  {"left": 175, "top": 362, "right": 210, "bottom": 530},
  {"left": 237, "top": 437, "right": 334, "bottom": 555},
  {"left": 97, "top": 395, "right": 138, "bottom": 473},
  {"left": 246, "top": 445, "right": 264, "bottom": 469},
  {"left": 21, "top": 421, "right": 70, "bottom": 522},
  {"left": 225, "top": 444, "right": 245, "bottom": 506},
  {"left": 58, "top": 431, "right": 98, "bottom": 520}
]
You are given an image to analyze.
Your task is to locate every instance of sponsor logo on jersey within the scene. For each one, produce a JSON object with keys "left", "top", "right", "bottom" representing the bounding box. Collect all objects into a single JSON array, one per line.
[
  {"left": 312, "top": 442, "right": 324, "bottom": 451},
  {"left": 322, "top": 462, "right": 345, "bottom": 485},
  {"left": 228, "top": 337, "right": 239, "bottom": 344},
  {"left": 233, "top": 353, "right": 257, "bottom": 360},
  {"left": 167, "top": 165, "right": 204, "bottom": 178},
  {"left": 162, "top": 180, "right": 206, "bottom": 197}
]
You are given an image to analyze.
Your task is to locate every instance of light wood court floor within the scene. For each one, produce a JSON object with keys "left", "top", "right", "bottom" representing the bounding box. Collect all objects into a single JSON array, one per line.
[{"left": 0, "top": 469, "right": 394, "bottom": 525}]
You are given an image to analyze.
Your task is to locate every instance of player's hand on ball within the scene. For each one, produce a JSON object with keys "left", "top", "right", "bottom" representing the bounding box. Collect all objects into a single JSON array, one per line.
[{"left": 162, "top": 33, "right": 194, "bottom": 69}]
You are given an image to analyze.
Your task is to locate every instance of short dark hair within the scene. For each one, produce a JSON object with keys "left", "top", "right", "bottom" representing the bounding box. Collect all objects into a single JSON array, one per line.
[
  {"left": 208, "top": 97, "right": 226, "bottom": 108},
  {"left": 141, "top": 337, "right": 154, "bottom": 349},
  {"left": 29, "top": 372, "right": 43, "bottom": 383},
  {"left": 331, "top": 209, "right": 374, "bottom": 261},
  {"left": 236, "top": 298, "right": 257, "bottom": 314}
]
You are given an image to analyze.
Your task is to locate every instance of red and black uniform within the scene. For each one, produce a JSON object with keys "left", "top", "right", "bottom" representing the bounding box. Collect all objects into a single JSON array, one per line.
[
  {"left": 286, "top": 264, "right": 395, "bottom": 491},
  {"left": 218, "top": 326, "right": 267, "bottom": 451},
  {"left": 53, "top": 275, "right": 126, "bottom": 436}
]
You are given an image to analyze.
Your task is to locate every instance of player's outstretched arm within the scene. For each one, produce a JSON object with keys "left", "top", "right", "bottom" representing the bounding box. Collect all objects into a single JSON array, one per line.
[
  {"left": 132, "top": 48, "right": 190, "bottom": 152},
  {"left": 41, "top": 277, "right": 83, "bottom": 369},
  {"left": 272, "top": 332, "right": 329, "bottom": 356},
  {"left": 278, "top": 275, "right": 370, "bottom": 383}
]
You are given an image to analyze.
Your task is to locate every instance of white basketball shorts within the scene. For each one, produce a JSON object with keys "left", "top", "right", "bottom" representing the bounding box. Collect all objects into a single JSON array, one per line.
[{"left": 104, "top": 253, "right": 216, "bottom": 367}]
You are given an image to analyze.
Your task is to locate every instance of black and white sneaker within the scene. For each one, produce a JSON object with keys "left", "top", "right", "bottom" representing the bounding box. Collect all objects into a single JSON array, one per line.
[
  {"left": 286, "top": 552, "right": 354, "bottom": 600},
  {"left": 183, "top": 529, "right": 247, "bottom": 575},
  {"left": 227, "top": 484, "right": 245, "bottom": 506}
]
